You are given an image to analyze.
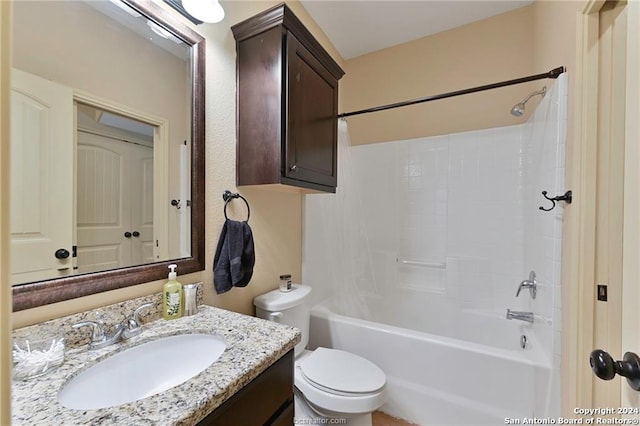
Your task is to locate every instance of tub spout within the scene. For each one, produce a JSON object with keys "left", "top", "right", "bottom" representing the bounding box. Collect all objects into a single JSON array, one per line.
[{"left": 506, "top": 309, "right": 534, "bottom": 323}]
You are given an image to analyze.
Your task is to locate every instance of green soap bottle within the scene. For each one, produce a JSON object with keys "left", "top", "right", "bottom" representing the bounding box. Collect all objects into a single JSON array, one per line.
[{"left": 163, "top": 264, "right": 183, "bottom": 320}]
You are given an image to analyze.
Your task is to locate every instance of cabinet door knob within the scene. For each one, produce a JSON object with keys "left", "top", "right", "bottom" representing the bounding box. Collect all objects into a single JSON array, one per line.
[
  {"left": 132, "top": 231, "right": 140, "bottom": 237},
  {"left": 54, "top": 248, "right": 70, "bottom": 259},
  {"left": 124, "top": 232, "right": 132, "bottom": 238},
  {"left": 290, "top": 164, "right": 298, "bottom": 172}
]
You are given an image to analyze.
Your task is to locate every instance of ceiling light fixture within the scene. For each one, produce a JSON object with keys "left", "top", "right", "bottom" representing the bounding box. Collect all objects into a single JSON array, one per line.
[{"left": 181, "top": 0, "right": 225, "bottom": 23}]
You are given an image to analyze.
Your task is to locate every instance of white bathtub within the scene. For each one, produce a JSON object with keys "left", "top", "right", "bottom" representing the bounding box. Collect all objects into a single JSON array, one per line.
[{"left": 308, "top": 298, "right": 554, "bottom": 425}]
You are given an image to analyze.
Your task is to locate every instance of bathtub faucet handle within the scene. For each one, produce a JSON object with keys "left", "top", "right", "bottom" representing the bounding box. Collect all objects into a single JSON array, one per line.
[{"left": 516, "top": 270, "right": 537, "bottom": 299}]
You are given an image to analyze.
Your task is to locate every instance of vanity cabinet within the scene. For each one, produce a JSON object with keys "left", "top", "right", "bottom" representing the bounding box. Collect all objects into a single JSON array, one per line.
[
  {"left": 197, "top": 350, "right": 294, "bottom": 425},
  {"left": 231, "top": 4, "right": 345, "bottom": 193}
]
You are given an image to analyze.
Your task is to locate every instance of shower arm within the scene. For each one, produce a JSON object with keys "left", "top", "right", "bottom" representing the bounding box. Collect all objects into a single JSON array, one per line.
[
  {"left": 338, "top": 66, "right": 565, "bottom": 119},
  {"left": 518, "top": 87, "right": 547, "bottom": 105}
]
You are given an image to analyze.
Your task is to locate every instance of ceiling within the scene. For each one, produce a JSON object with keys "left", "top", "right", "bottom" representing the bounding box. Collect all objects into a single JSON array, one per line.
[{"left": 300, "top": 0, "right": 534, "bottom": 60}]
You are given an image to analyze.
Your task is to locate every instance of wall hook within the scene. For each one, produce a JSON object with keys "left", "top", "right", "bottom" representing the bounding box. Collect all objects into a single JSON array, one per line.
[{"left": 539, "top": 190, "right": 572, "bottom": 212}]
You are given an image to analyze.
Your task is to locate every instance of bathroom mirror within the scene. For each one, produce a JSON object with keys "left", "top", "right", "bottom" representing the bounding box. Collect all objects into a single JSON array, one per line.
[{"left": 11, "top": 0, "right": 205, "bottom": 311}]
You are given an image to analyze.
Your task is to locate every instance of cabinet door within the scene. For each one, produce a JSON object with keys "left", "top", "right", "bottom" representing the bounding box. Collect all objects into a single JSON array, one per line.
[
  {"left": 197, "top": 351, "right": 294, "bottom": 425},
  {"left": 286, "top": 31, "right": 338, "bottom": 189}
]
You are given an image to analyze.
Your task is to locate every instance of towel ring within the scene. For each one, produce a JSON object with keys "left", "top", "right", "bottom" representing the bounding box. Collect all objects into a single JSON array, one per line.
[{"left": 222, "top": 190, "right": 250, "bottom": 222}]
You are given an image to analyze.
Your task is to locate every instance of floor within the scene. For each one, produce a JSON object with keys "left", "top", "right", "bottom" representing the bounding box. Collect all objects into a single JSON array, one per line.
[{"left": 372, "top": 411, "right": 418, "bottom": 426}]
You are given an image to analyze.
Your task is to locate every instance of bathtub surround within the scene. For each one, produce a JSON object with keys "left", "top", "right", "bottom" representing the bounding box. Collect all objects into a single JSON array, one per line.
[
  {"left": 12, "top": 287, "right": 299, "bottom": 425},
  {"left": 304, "top": 75, "right": 567, "bottom": 423}
]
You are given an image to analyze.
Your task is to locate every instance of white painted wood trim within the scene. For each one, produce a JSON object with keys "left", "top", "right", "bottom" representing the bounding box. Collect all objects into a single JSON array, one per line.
[
  {"left": 563, "top": 0, "right": 601, "bottom": 414},
  {"left": 621, "top": 0, "right": 640, "bottom": 408},
  {"left": 0, "top": 2, "right": 12, "bottom": 423}
]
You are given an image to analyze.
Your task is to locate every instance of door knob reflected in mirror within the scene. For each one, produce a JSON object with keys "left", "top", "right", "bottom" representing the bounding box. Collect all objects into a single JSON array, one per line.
[
  {"left": 590, "top": 349, "right": 640, "bottom": 391},
  {"left": 54, "top": 248, "right": 70, "bottom": 259}
]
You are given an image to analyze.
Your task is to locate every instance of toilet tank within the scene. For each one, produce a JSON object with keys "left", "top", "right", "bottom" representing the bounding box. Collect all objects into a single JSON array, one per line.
[{"left": 254, "top": 284, "right": 312, "bottom": 355}]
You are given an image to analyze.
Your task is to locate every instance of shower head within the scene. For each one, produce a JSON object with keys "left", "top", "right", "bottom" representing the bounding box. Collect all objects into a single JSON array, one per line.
[
  {"left": 510, "top": 86, "right": 547, "bottom": 117},
  {"left": 510, "top": 103, "right": 526, "bottom": 117}
]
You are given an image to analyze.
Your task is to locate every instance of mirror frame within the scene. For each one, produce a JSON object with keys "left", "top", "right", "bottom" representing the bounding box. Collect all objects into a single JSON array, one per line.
[{"left": 12, "top": 0, "right": 206, "bottom": 311}]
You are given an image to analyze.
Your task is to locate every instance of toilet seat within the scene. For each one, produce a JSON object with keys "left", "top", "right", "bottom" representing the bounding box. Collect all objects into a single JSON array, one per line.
[
  {"left": 300, "top": 347, "right": 386, "bottom": 394},
  {"left": 294, "top": 347, "right": 386, "bottom": 415}
]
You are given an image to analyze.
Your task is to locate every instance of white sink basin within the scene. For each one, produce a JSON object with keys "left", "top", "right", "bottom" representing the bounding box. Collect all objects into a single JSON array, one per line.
[{"left": 58, "top": 334, "right": 226, "bottom": 410}]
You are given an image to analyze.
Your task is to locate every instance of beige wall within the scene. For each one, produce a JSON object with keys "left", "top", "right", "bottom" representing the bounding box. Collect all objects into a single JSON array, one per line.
[
  {"left": 341, "top": 5, "right": 537, "bottom": 145},
  {"left": 11, "top": 0, "right": 344, "bottom": 329},
  {"left": 340, "top": 1, "right": 582, "bottom": 147}
]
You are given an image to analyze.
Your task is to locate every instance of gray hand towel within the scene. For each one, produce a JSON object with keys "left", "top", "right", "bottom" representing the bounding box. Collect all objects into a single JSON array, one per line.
[{"left": 213, "top": 219, "right": 255, "bottom": 294}]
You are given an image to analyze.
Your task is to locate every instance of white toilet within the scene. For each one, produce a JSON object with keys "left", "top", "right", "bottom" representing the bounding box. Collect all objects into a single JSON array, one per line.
[{"left": 254, "top": 284, "right": 386, "bottom": 426}]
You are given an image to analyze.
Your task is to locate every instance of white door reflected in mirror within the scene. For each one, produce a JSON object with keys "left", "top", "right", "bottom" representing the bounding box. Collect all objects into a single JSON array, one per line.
[
  {"left": 76, "top": 108, "right": 156, "bottom": 274},
  {"left": 10, "top": 69, "right": 74, "bottom": 285}
]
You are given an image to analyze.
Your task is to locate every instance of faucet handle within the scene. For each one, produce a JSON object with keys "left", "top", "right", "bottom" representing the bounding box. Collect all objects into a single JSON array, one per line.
[
  {"left": 515, "top": 270, "right": 537, "bottom": 299},
  {"left": 131, "top": 302, "right": 155, "bottom": 325},
  {"left": 124, "top": 302, "right": 155, "bottom": 338},
  {"left": 72, "top": 321, "right": 106, "bottom": 343},
  {"left": 516, "top": 280, "right": 532, "bottom": 297}
]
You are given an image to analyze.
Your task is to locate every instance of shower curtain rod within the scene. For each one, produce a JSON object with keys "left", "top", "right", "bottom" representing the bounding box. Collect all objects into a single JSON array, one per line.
[{"left": 337, "top": 66, "right": 565, "bottom": 118}]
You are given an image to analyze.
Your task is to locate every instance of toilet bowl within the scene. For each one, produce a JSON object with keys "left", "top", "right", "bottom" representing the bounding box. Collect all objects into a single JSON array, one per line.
[
  {"left": 254, "top": 285, "right": 386, "bottom": 425},
  {"left": 295, "top": 348, "right": 386, "bottom": 417}
]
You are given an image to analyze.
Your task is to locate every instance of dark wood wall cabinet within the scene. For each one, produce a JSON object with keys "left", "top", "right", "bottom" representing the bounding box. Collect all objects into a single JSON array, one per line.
[
  {"left": 197, "top": 350, "right": 294, "bottom": 425},
  {"left": 232, "top": 3, "right": 345, "bottom": 193}
]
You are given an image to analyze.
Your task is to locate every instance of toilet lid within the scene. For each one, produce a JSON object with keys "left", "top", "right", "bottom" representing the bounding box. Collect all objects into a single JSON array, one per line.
[{"left": 299, "top": 347, "right": 386, "bottom": 394}]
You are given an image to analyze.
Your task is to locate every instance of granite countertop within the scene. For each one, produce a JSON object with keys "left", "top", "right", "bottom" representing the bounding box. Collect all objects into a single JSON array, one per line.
[{"left": 12, "top": 303, "right": 300, "bottom": 425}]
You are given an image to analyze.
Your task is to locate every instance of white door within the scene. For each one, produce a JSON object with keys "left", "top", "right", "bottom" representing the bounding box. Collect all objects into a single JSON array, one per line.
[
  {"left": 76, "top": 130, "right": 153, "bottom": 273},
  {"left": 130, "top": 141, "right": 155, "bottom": 265},
  {"left": 10, "top": 69, "right": 73, "bottom": 285}
]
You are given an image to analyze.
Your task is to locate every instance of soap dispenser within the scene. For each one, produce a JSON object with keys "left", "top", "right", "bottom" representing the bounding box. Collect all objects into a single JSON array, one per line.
[{"left": 163, "top": 264, "right": 183, "bottom": 320}]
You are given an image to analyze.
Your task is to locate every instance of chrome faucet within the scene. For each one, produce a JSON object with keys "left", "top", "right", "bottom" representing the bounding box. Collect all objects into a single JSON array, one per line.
[
  {"left": 72, "top": 321, "right": 125, "bottom": 350},
  {"left": 516, "top": 270, "right": 537, "bottom": 299},
  {"left": 73, "top": 302, "right": 155, "bottom": 350},
  {"left": 506, "top": 309, "right": 534, "bottom": 323}
]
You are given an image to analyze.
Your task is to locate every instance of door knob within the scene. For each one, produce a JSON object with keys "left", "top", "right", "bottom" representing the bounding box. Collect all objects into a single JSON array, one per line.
[
  {"left": 54, "top": 248, "right": 70, "bottom": 259},
  {"left": 132, "top": 231, "right": 140, "bottom": 237},
  {"left": 124, "top": 232, "right": 132, "bottom": 238},
  {"left": 590, "top": 349, "right": 640, "bottom": 391}
]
